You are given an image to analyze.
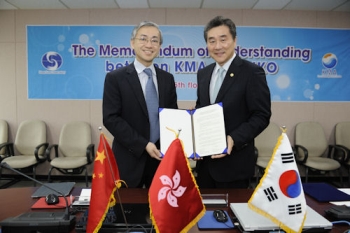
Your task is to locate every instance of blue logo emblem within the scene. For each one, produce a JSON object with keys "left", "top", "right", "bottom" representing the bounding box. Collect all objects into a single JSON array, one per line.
[
  {"left": 317, "top": 53, "right": 341, "bottom": 78},
  {"left": 322, "top": 53, "right": 337, "bottom": 69},
  {"left": 41, "top": 52, "right": 63, "bottom": 71}
]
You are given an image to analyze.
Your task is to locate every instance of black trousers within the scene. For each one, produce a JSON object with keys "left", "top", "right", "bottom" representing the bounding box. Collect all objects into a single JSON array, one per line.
[{"left": 196, "top": 157, "right": 250, "bottom": 189}]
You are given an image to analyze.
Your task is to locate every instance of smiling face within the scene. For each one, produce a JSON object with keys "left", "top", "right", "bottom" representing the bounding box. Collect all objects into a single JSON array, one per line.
[
  {"left": 130, "top": 26, "right": 161, "bottom": 67},
  {"left": 206, "top": 25, "right": 236, "bottom": 66}
]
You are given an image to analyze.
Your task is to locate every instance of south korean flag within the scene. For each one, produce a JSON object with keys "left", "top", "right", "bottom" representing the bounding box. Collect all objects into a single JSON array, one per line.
[{"left": 248, "top": 129, "right": 307, "bottom": 233}]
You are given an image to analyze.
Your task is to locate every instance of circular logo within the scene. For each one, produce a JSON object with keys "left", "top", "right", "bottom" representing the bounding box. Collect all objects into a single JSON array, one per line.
[
  {"left": 322, "top": 53, "right": 337, "bottom": 69},
  {"left": 279, "top": 170, "right": 302, "bottom": 198},
  {"left": 42, "top": 52, "right": 63, "bottom": 71}
]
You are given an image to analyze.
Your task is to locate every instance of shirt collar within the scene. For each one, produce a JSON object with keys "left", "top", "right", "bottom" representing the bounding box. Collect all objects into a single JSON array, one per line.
[
  {"left": 215, "top": 53, "right": 236, "bottom": 74},
  {"left": 134, "top": 59, "right": 156, "bottom": 75}
]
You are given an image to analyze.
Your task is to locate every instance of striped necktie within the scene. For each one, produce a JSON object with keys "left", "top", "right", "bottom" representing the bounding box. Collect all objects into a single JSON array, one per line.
[{"left": 144, "top": 68, "right": 160, "bottom": 143}]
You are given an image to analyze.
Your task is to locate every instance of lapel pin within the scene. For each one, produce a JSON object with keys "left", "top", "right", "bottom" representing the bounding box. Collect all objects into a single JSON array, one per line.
[{"left": 230, "top": 73, "right": 234, "bottom": 77}]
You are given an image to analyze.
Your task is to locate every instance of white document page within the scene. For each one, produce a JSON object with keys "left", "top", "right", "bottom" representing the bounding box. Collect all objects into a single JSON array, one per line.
[
  {"left": 192, "top": 103, "right": 226, "bottom": 157},
  {"left": 72, "top": 188, "right": 91, "bottom": 206},
  {"left": 78, "top": 188, "right": 91, "bottom": 201},
  {"left": 159, "top": 108, "right": 194, "bottom": 157}
]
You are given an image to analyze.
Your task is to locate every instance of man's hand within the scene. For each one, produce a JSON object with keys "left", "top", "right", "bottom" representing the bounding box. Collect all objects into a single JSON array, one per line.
[
  {"left": 146, "top": 142, "right": 162, "bottom": 160},
  {"left": 226, "top": 135, "right": 234, "bottom": 154},
  {"left": 193, "top": 156, "right": 203, "bottom": 161},
  {"left": 211, "top": 135, "right": 234, "bottom": 159}
]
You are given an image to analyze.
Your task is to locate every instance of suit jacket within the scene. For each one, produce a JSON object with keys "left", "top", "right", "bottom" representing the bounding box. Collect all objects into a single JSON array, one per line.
[
  {"left": 103, "top": 63, "right": 178, "bottom": 187},
  {"left": 196, "top": 55, "right": 271, "bottom": 182}
]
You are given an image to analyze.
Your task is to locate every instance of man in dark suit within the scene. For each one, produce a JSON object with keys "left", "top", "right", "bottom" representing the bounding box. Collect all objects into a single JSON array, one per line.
[
  {"left": 195, "top": 16, "right": 271, "bottom": 188},
  {"left": 103, "top": 21, "right": 178, "bottom": 188}
]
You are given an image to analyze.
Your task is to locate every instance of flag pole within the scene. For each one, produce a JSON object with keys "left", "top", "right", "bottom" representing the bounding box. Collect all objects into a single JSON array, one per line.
[
  {"left": 177, "top": 128, "right": 181, "bottom": 138},
  {"left": 98, "top": 126, "right": 129, "bottom": 229},
  {"left": 99, "top": 127, "right": 117, "bottom": 182}
]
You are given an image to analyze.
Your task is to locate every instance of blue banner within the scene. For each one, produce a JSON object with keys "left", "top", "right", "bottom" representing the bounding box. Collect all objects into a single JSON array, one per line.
[{"left": 27, "top": 26, "right": 350, "bottom": 101}]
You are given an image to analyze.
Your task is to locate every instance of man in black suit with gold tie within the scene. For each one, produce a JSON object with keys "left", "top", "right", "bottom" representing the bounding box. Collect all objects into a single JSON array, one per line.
[
  {"left": 103, "top": 21, "right": 178, "bottom": 188},
  {"left": 195, "top": 16, "right": 271, "bottom": 189}
]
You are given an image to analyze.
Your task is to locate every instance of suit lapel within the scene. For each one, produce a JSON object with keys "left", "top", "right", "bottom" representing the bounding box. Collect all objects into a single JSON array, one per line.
[
  {"left": 216, "top": 56, "right": 243, "bottom": 101},
  {"left": 126, "top": 64, "right": 149, "bottom": 116}
]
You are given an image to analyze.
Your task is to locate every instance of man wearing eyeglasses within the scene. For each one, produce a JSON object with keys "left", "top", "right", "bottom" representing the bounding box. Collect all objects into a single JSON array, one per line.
[{"left": 103, "top": 21, "right": 178, "bottom": 188}]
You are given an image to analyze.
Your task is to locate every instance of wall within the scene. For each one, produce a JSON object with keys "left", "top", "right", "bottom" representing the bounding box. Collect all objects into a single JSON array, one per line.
[{"left": 0, "top": 9, "right": 349, "bottom": 176}]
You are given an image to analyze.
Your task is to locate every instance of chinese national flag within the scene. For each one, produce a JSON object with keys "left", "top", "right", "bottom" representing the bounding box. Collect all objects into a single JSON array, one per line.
[
  {"left": 87, "top": 133, "right": 121, "bottom": 233},
  {"left": 248, "top": 129, "right": 306, "bottom": 233},
  {"left": 149, "top": 139, "right": 205, "bottom": 233}
]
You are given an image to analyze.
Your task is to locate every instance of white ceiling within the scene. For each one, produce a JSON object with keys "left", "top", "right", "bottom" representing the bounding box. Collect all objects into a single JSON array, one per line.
[{"left": 0, "top": 0, "right": 349, "bottom": 12}]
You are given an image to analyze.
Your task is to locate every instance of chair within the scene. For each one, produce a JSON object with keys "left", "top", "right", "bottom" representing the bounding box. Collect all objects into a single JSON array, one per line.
[
  {"left": 0, "top": 119, "right": 48, "bottom": 186},
  {"left": 330, "top": 121, "right": 350, "bottom": 186},
  {"left": 294, "top": 121, "right": 342, "bottom": 185},
  {"left": 46, "top": 121, "right": 94, "bottom": 187},
  {"left": 255, "top": 122, "right": 281, "bottom": 183},
  {"left": 0, "top": 120, "right": 9, "bottom": 162}
]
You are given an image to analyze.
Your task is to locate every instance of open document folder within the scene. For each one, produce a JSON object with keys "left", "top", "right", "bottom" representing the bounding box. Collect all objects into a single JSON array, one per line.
[{"left": 159, "top": 103, "right": 227, "bottom": 158}]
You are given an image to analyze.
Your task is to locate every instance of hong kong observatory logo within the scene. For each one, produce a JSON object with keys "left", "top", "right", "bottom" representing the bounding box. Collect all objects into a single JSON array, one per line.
[{"left": 39, "top": 51, "right": 66, "bottom": 74}]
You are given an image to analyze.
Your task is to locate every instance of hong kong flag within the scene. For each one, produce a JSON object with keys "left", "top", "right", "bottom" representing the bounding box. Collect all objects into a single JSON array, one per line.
[{"left": 149, "top": 139, "right": 205, "bottom": 233}]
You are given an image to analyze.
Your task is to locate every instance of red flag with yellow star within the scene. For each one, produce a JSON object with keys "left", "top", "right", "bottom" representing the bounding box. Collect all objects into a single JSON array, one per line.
[{"left": 87, "top": 133, "right": 121, "bottom": 233}]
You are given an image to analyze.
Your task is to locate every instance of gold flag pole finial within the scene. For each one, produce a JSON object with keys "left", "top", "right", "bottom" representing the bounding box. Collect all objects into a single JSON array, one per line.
[{"left": 281, "top": 125, "right": 287, "bottom": 133}]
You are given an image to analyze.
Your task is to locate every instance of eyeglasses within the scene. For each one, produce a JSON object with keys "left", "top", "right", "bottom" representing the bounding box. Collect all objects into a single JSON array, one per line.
[{"left": 135, "top": 36, "right": 160, "bottom": 46}]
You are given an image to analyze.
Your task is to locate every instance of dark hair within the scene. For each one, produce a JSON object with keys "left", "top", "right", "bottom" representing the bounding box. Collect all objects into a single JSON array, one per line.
[
  {"left": 131, "top": 21, "right": 163, "bottom": 45},
  {"left": 204, "top": 16, "right": 237, "bottom": 42}
]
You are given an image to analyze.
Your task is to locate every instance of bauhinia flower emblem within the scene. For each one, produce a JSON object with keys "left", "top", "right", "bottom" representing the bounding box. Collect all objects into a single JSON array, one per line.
[{"left": 158, "top": 170, "right": 187, "bottom": 207}]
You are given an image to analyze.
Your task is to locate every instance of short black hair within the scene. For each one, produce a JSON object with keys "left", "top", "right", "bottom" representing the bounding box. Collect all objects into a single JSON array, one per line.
[{"left": 204, "top": 16, "right": 237, "bottom": 42}]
